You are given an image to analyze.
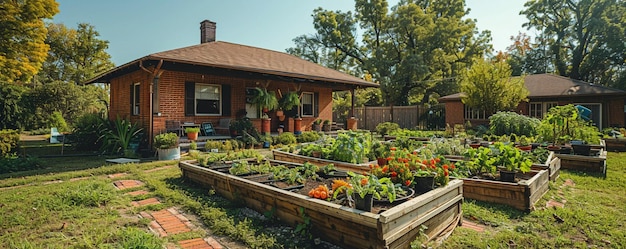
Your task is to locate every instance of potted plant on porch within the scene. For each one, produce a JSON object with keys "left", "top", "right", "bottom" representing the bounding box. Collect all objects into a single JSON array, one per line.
[
  {"left": 185, "top": 127, "right": 200, "bottom": 141},
  {"left": 312, "top": 119, "right": 322, "bottom": 132},
  {"left": 154, "top": 132, "right": 180, "bottom": 160}
]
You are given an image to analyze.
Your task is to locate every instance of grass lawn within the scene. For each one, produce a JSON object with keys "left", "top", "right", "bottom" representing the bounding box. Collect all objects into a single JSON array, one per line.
[{"left": 2, "top": 138, "right": 625, "bottom": 248}]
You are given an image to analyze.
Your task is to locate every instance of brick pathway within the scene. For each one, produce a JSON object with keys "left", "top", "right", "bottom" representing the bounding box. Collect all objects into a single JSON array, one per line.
[
  {"left": 141, "top": 208, "right": 195, "bottom": 237},
  {"left": 126, "top": 190, "right": 150, "bottom": 196},
  {"left": 131, "top": 197, "right": 161, "bottom": 207},
  {"left": 178, "top": 238, "right": 222, "bottom": 249},
  {"left": 113, "top": 180, "right": 144, "bottom": 190}
]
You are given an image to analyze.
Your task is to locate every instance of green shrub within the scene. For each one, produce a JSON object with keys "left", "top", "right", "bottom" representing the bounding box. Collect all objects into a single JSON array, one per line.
[
  {"left": 153, "top": 132, "right": 178, "bottom": 149},
  {"left": 489, "top": 111, "right": 540, "bottom": 136},
  {"left": 536, "top": 104, "right": 601, "bottom": 144},
  {"left": 0, "top": 129, "right": 20, "bottom": 157},
  {"left": 71, "top": 113, "right": 107, "bottom": 151},
  {"left": 48, "top": 111, "right": 69, "bottom": 132},
  {"left": 274, "top": 132, "right": 297, "bottom": 145},
  {"left": 100, "top": 117, "right": 144, "bottom": 154},
  {"left": 375, "top": 122, "right": 400, "bottom": 136},
  {"left": 0, "top": 155, "right": 43, "bottom": 174},
  {"left": 296, "top": 131, "right": 321, "bottom": 143}
]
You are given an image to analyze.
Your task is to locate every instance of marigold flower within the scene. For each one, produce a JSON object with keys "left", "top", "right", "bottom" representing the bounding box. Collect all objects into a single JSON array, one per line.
[
  {"left": 391, "top": 172, "right": 398, "bottom": 177},
  {"left": 390, "top": 147, "right": 397, "bottom": 151},
  {"left": 443, "top": 165, "right": 449, "bottom": 170},
  {"left": 405, "top": 180, "right": 411, "bottom": 186},
  {"left": 360, "top": 178, "right": 368, "bottom": 186}
]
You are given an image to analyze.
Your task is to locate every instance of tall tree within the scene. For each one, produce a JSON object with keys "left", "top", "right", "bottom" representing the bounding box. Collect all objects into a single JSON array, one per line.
[
  {"left": 0, "top": 0, "right": 59, "bottom": 82},
  {"left": 288, "top": 0, "right": 491, "bottom": 106},
  {"left": 38, "top": 23, "right": 114, "bottom": 85},
  {"left": 460, "top": 60, "right": 529, "bottom": 115},
  {"left": 521, "top": 0, "right": 626, "bottom": 87}
]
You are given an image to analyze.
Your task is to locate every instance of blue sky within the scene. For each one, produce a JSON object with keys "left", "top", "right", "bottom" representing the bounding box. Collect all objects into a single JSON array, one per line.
[{"left": 52, "top": 0, "right": 532, "bottom": 66}]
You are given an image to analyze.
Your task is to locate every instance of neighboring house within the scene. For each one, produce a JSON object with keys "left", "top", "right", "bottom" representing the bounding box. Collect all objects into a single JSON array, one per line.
[
  {"left": 439, "top": 73, "right": 626, "bottom": 129},
  {"left": 85, "top": 20, "right": 377, "bottom": 142}
]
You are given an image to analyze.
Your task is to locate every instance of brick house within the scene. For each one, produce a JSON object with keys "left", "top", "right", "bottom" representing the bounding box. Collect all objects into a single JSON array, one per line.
[
  {"left": 439, "top": 73, "right": 626, "bottom": 129},
  {"left": 85, "top": 20, "right": 377, "bottom": 142}
]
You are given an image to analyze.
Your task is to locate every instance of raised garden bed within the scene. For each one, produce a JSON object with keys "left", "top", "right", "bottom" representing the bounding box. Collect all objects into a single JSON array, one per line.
[
  {"left": 272, "top": 149, "right": 373, "bottom": 174},
  {"left": 530, "top": 152, "right": 561, "bottom": 181},
  {"left": 461, "top": 169, "right": 550, "bottom": 212},
  {"left": 179, "top": 160, "right": 464, "bottom": 249},
  {"left": 554, "top": 149, "right": 607, "bottom": 178},
  {"left": 603, "top": 138, "right": 626, "bottom": 152}
]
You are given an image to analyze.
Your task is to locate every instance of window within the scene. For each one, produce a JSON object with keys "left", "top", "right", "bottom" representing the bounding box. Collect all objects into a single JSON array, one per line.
[
  {"left": 529, "top": 102, "right": 542, "bottom": 118},
  {"left": 132, "top": 83, "right": 140, "bottom": 115},
  {"left": 195, "top": 84, "right": 221, "bottom": 115},
  {"left": 464, "top": 106, "right": 488, "bottom": 120},
  {"left": 529, "top": 102, "right": 558, "bottom": 118},
  {"left": 301, "top": 92, "right": 314, "bottom": 117}
]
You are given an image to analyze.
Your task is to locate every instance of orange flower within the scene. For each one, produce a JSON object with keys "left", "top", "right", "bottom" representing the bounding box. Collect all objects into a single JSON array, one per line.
[
  {"left": 405, "top": 180, "right": 412, "bottom": 186},
  {"left": 391, "top": 172, "right": 398, "bottom": 177},
  {"left": 360, "top": 178, "right": 368, "bottom": 186},
  {"left": 390, "top": 147, "right": 397, "bottom": 151}
]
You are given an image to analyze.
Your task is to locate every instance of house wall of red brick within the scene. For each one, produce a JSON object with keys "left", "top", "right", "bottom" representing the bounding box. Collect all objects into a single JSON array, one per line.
[{"left": 108, "top": 68, "right": 335, "bottom": 137}]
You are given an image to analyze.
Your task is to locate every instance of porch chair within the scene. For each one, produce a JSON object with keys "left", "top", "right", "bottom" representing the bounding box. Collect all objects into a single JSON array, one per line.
[
  {"left": 165, "top": 120, "right": 183, "bottom": 136},
  {"left": 50, "top": 127, "right": 64, "bottom": 144},
  {"left": 213, "top": 118, "right": 231, "bottom": 135}
]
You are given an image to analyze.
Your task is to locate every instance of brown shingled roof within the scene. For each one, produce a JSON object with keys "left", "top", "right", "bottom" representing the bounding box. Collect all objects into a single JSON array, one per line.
[
  {"left": 85, "top": 41, "right": 377, "bottom": 87},
  {"left": 439, "top": 73, "right": 625, "bottom": 101}
]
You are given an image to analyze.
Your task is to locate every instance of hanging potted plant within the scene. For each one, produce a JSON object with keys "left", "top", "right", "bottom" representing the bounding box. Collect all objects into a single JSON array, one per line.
[
  {"left": 154, "top": 132, "right": 180, "bottom": 160},
  {"left": 252, "top": 87, "right": 279, "bottom": 113},
  {"left": 279, "top": 91, "right": 300, "bottom": 112}
]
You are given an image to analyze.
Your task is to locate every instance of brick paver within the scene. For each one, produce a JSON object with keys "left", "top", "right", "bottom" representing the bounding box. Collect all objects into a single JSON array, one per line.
[
  {"left": 113, "top": 180, "right": 144, "bottom": 190},
  {"left": 546, "top": 199, "right": 565, "bottom": 208},
  {"left": 143, "top": 208, "right": 194, "bottom": 236},
  {"left": 144, "top": 165, "right": 174, "bottom": 173},
  {"left": 131, "top": 197, "right": 161, "bottom": 207},
  {"left": 461, "top": 219, "right": 485, "bottom": 232},
  {"left": 178, "top": 237, "right": 223, "bottom": 249},
  {"left": 126, "top": 190, "right": 150, "bottom": 196},
  {"left": 108, "top": 173, "right": 129, "bottom": 179}
]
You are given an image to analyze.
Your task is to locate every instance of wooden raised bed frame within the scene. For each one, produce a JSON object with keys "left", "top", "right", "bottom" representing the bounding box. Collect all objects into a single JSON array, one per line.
[
  {"left": 461, "top": 169, "right": 549, "bottom": 212},
  {"left": 272, "top": 149, "right": 373, "bottom": 173},
  {"left": 554, "top": 149, "right": 607, "bottom": 178},
  {"left": 603, "top": 138, "right": 626, "bottom": 152},
  {"left": 530, "top": 152, "right": 561, "bottom": 181},
  {"left": 179, "top": 160, "right": 464, "bottom": 249}
]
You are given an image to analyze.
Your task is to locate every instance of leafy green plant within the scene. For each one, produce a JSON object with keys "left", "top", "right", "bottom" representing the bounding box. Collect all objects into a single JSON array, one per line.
[
  {"left": 537, "top": 104, "right": 600, "bottom": 144},
  {"left": 296, "top": 131, "right": 321, "bottom": 143},
  {"left": 489, "top": 111, "right": 540, "bottom": 136},
  {"left": 71, "top": 113, "right": 108, "bottom": 151},
  {"left": 0, "top": 129, "right": 20, "bottom": 157},
  {"left": 99, "top": 117, "right": 143, "bottom": 154},
  {"left": 331, "top": 130, "right": 372, "bottom": 164},
  {"left": 375, "top": 122, "right": 400, "bottom": 136},
  {"left": 153, "top": 132, "right": 178, "bottom": 149},
  {"left": 184, "top": 127, "right": 200, "bottom": 133},
  {"left": 229, "top": 160, "right": 252, "bottom": 175},
  {"left": 493, "top": 142, "right": 532, "bottom": 173},
  {"left": 279, "top": 91, "right": 300, "bottom": 111},
  {"left": 333, "top": 172, "right": 399, "bottom": 203},
  {"left": 252, "top": 87, "right": 279, "bottom": 111},
  {"left": 273, "top": 132, "right": 297, "bottom": 145},
  {"left": 458, "top": 146, "right": 497, "bottom": 176}
]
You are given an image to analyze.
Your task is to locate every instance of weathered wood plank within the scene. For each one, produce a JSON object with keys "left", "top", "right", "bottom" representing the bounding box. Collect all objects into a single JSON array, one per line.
[
  {"left": 179, "top": 161, "right": 463, "bottom": 249},
  {"left": 555, "top": 150, "right": 607, "bottom": 177},
  {"left": 272, "top": 149, "right": 372, "bottom": 173},
  {"left": 461, "top": 170, "right": 549, "bottom": 212}
]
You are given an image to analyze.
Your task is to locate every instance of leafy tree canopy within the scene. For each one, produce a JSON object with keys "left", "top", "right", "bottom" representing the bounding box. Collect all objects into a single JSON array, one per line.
[
  {"left": 519, "top": 0, "right": 626, "bottom": 88},
  {"left": 288, "top": 0, "right": 491, "bottom": 106},
  {"left": 460, "top": 59, "right": 529, "bottom": 115},
  {"left": 37, "top": 23, "right": 114, "bottom": 85},
  {"left": 0, "top": 0, "right": 59, "bottom": 82}
]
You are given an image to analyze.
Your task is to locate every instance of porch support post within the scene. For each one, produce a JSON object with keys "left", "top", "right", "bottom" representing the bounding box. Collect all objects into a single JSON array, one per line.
[{"left": 350, "top": 88, "right": 355, "bottom": 117}]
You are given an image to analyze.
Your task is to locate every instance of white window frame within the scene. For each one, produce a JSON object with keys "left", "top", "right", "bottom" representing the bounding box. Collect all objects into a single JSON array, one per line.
[
  {"left": 301, "top": 92, "right": 314, "bottom": 117},
  {"left": 464, "top": 106, "right": 487, "bottom": 120},
  {"left": 194, "top": 83, "right": 222, "bottom": 116},
  {"left": 132, "top": 83, "right": 140, "bottom": 115}
]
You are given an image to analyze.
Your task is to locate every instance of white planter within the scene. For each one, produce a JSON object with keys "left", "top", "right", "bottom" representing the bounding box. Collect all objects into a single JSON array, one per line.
[{"left": 157, "top": 147, "right": 180, "bottom": 160}]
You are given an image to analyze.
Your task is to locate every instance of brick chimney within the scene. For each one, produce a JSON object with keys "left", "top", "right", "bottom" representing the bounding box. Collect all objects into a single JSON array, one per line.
[{"left": 200, "top": 20, "right": 216, "bottom": 43}]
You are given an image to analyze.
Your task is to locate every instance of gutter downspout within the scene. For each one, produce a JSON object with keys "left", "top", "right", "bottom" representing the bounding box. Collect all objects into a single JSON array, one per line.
[{"left": 139, "top": 60, "right": 164, "bottom": 149}]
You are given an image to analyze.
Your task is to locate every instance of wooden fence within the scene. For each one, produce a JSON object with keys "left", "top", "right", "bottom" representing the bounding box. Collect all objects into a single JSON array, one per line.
[{"left": 333, "top": 104, "right": 445, "bottom": 131}]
